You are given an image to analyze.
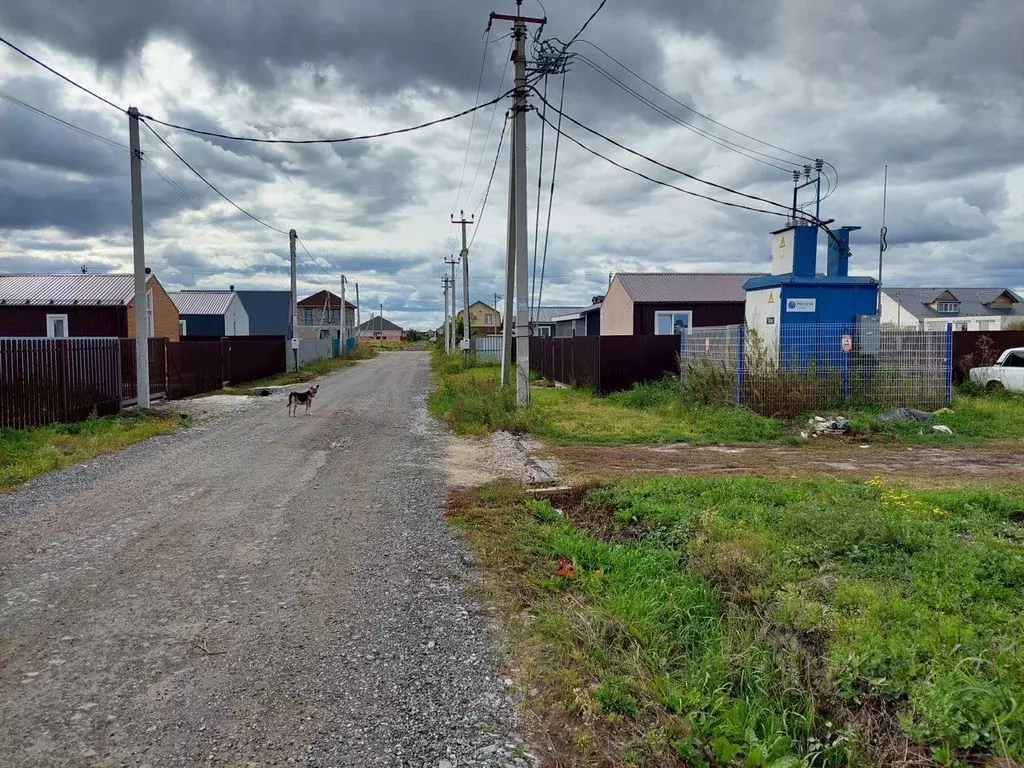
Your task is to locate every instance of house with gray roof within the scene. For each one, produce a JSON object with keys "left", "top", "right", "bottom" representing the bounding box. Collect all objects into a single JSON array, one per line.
[
  {"left": 601, "top": 273, "right": 766, "bottom": 336},
  {"left": 168, "top": 289, "right": 250, "bottom": 337},
  {"left": 880, "top": 287, "right": 1024, "bottom": 331}
]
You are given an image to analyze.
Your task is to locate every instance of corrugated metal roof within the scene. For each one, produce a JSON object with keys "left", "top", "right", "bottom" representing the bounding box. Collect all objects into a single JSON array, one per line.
[
  {"left": 168, "top": 290, "right": 236, "bottom": 316},
  {"left": 616, "top": 273, "right": 765, "bottom": 303},
  {"left": 883, "top": 287, "right": 1024, "bottom": 319},
  {"left": 534, "top": 306, "right": 588, "bottom": 323},
  {"left": 0, "top": 273, "right": 150, "bottom": 306}
]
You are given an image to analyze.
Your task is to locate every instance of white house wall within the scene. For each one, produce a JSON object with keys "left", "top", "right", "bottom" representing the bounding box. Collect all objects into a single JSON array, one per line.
[
  {"left": 227, "top": 295, "right": 250, "bottom": 336},
  {"left": 880, "top": 292, "right": 920, "bottom": 328}
]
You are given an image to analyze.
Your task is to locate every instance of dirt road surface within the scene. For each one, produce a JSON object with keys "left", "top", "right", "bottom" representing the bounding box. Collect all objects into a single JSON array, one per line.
[{"left": 0, "top": 353, "right": 531, "bottom": 768}]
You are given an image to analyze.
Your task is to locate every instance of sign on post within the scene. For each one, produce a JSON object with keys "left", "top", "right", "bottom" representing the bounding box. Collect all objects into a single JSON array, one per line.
[{"left": 841, "top": 335, "right": 853, "bottom": 353}]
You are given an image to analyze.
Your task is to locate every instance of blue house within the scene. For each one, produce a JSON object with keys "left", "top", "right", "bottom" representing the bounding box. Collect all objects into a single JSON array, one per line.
[
  {"left": 235, "top": 290, "right": 293, "bottom": 336},
  {"left": 169, "top": 289, "right": 250, "bottom": 337}
]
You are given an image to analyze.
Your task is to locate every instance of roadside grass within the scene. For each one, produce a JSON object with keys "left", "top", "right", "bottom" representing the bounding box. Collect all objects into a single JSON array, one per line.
[
  {"left": 206, "top": 347, "right": 376, "bottom": 395},
  {"left": 455, "top": 477, "right": 1024, "bottom": 766},
  {"left": 0, "top": 411, "right": 188, "bottom": 490},
  {"left": 429, "top": 352, "right": 1024, "bottom": 447},
  {"left": 452, "top": 483, "right": 855, "bottom": 767},
  {"left": 586, "top": 476, "right": 1024, "bottom": 763}
]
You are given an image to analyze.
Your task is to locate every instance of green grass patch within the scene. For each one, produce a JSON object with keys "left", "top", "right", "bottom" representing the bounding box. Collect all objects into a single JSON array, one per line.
[
  {"left": 587, "top": 476, "right": 1024, "bottom": 762},
  {"left": 0, "top": 411, "right": 187, "bottom": 490},
  {"left": 455, "top": 483, "right": 856, "bottom": 767},
  {"left": 429, "top": 353, "right": 1024, "bottom": 447}
]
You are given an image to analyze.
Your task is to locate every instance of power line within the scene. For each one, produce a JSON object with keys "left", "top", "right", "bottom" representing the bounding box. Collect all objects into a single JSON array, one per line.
[
  {"left": 468, "top": 113, "right": 510, "bottom": 251},
  {"left": 141, "top": 88, "right": 515, "bottom": 145},
  {"left": 452, "top": 29, "right": 494, "bottom": 213},
  {"left": 529, "top": 86, "right": 793, "bottom": 214},
  {"left": 530, "top": 74, "right": 550, "bottom": 320},
  {"left": 464, "top": 39, "right": 515, "bottom": 212},
  {"left": 534, "top": 70, "right": 568, "bottom": 322},
  {"left": 564, "top": 0, "right": 608, "bottom": 51},
  {"left": 140, "top": 119, "right": 291, "bottom": 236},
  {"left": 296, "top": 236, "right": 339, "bottom": 279},
  {"left": 0, "top": 89, "right": 128, "bottom": 152},
  {"left": 534, "top": 110, "right": 790, "bottom": 218},
  {"left": 0, "top": 34, "right": 125, "bottom": 113},
  {"left": 575, "top": 39, "right": 817, "bottom": 164},
  {"left": 575, "top": 55, "right": 793, "bottom": 173}
]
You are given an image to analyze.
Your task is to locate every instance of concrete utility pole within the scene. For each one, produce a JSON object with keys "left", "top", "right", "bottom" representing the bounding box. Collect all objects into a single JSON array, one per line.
[
  {"left": 511, "top": 14, "right": 532, "bottom": 407},
  {"left": 379, "top": 302, "right": 383, "bottom": 338},
  {"left": 453, "top": 211, "right": 474, "bottom": 362},
  {"left": 444, "top": 255, "right": 459, "bottom": 353},
  {"left": 442, "top": 276, "right": 451, "bottom": 352},
  {"left": 501, "top": 130, "right": 515, "bottom": 387},
  {"left": 289, "top": 229, "right": 299, "bottom": 371},
  {"left": 355, "top": 283, "right": 361, "bottom": 341},
  {"left": 127, "top": 107, "right": 150, "bottom": 408},
  {"left": 340, "top": 275, "right": 348, "bottom": 354}
]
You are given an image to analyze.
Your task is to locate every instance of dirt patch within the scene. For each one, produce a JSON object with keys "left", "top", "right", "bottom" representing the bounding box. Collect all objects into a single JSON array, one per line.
[
  {"left": 444, "top": 431, "right": 560, "bottom": 488},
  {"left": 547, "top": 441, "right": 1024, "bottom": 487}
]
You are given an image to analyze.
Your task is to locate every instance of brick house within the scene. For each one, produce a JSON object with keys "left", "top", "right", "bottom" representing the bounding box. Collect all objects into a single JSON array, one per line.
[{"left": 296, "top": 290, "right": 356, "bottom": 340}]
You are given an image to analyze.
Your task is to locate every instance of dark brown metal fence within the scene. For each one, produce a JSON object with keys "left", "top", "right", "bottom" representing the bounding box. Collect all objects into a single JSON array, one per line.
[
  {"left": 530, "top": 335, "right": 679, "bottom": 394},
  {"left": 0, "top": 338, "right": 121, "bottom": 429},
  {"left": 952, "top": 331, "right": 1024, "bottom": 383},
  {"left": 1, "top": 336, "right": 288, "bottom": 429}
]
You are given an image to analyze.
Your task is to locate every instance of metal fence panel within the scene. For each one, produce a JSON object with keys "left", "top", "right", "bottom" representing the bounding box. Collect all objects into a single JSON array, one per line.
[{"left": 681, "top": 323, "right": 952, "bottom": 417}]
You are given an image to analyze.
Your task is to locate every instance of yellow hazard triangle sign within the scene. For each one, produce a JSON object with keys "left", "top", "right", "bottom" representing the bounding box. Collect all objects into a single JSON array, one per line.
[
  {"left": 768, "top": 292, "right": 775, "bottom": 304},
  {"left": 779, "top": 236, "right": 786, "bottom": 248}
]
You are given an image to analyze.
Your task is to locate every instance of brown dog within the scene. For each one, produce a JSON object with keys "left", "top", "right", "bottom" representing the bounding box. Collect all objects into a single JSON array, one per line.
[{"left": 287, "top": 384, "right": 319, "bottom": 416}]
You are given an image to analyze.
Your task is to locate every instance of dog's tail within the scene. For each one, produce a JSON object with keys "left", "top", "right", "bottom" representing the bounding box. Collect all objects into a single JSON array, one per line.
[{"left": 286, "top": 393, "right": 295, "bottom": 408}]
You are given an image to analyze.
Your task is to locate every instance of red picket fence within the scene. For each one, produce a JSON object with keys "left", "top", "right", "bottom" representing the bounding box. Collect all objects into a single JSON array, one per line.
[{"left": 0, "top": 336, "right": 287, "bottom": 429}]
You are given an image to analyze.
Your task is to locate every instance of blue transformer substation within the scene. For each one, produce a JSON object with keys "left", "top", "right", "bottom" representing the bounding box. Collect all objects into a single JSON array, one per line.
[{"left": 743, "top": 218, "right": 879, "bottom": 368}]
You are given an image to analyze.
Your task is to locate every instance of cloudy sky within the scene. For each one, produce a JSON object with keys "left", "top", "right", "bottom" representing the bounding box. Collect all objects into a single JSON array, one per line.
[{"left": 1, "top": 0, "right": 1021, "bottom": 329}]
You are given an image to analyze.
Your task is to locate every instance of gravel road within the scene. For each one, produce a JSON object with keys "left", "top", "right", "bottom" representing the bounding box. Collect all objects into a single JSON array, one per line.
[{"left": 0, "top": 352, "right": 531, "bottom": 768}]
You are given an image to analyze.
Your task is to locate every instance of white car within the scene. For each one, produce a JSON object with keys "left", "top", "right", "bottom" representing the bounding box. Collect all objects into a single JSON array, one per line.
[{"left": 970, "top": 347, "right": 1024, "bottom": 391}]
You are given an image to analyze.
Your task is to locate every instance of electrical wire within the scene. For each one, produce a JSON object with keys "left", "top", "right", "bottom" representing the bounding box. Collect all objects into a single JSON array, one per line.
[
  {"left": 468, "top": 113, "right": 510, "bottom": 251},
  {"left": 140, "top": 119, "right": 290, "bottom": 236},
  {"left": 575, "top": 55, "right": 793, "bottom": 173},
  {"left": 0, "top": 89, "right": 128, "bottom": 152},
  {"left": 575, "top": 39, "right": 817, "bottom": 164},
  {"left": 529, "top": 85, "right": 793, "bottom": 213},
  {"left": 535, "top": 70, "right": 567, "bottom": 322},
  {"left": 534, "top": 110, "right": 790, "bottom": 218},
  {"left": 563, "top": 0, "right": 608, "bottom": 51},
  {"left": 452, "top": 29, "right": 493, "bottom": 215},
  {"left": 140, "top": 88, "right": 516, "bottom": 146},
  {"left": 296, "top": 236, "right": 339, "bottom": 279},
  {"left": 529, "top": 75, "right": 550, "bottom": 321},
  {"left": 0, "top": 34, "right": 126, "bottom": 113},
  {"left": 464, "top": 39, "right": 515, "bottom": 212}
]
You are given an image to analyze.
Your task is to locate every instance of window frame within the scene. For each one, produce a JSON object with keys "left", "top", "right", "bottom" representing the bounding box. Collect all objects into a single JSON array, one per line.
[
  {"left": 537, "top": 325, "right": 552, "bottom": 337},
  {"left": 303, "top": 308, "right": 314, "bottom": 325},
  {"left": 46, "top": 313, "right": 69, "bottom": 338},
  {"left": 936, "top": 301, "right": 960, "bottom": 313},
  {"left": 654, "top": 310, "right": 693, "bottom": 336},
  {"left": 179, "top": 319, "right": 187, "bottom": 336},
  {"left": 146, "top": 289, "right": 155, "bottom": 337}
]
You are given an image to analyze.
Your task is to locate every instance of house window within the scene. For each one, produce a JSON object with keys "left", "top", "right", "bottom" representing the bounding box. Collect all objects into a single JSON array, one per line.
[
  {"left": 936, "top": 302, "right": 960, "bottom": 313},
  {"left": 46, "top": 314, "right": 69, "bottom": 338},
  {"left": 146, "top": 289, "right": 155, "bottom": 337},
  {"left": 655, "top": 310, "right": 692, "bottom": 335},
  {"left": 484, "top": 313, "right": 494, "bottom": 325},
  {"left": 304, "top": 308, "right": 314, "bottom": 325},
  {"left": 320, "top": 330, "right": 329, "bottom": 340},
  {"left": 537, "top": 325, "right": 552, "bottom": 337},
  {"left": 328, "top": 308, "right": 341, "bottom": 323},
  {"left": 179, "top": 319, "right": 187, "bottom": 336}
]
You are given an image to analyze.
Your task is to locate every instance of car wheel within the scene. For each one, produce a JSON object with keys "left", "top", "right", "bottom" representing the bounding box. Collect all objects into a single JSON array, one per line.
[{"left": 986, "top": 380, "right": 1005, "bottom": 392}]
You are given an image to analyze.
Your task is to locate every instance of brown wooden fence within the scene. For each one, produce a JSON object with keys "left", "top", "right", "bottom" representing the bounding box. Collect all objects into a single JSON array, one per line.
[
  {"left": 952, "top": 330, "right": 1024, "bottom": 383},
  {"left": 530, "top": 335, "right": 680, "bottom": 395},
  {"left": 1, "top": 336, "right": 286, "bottom": 429}
]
